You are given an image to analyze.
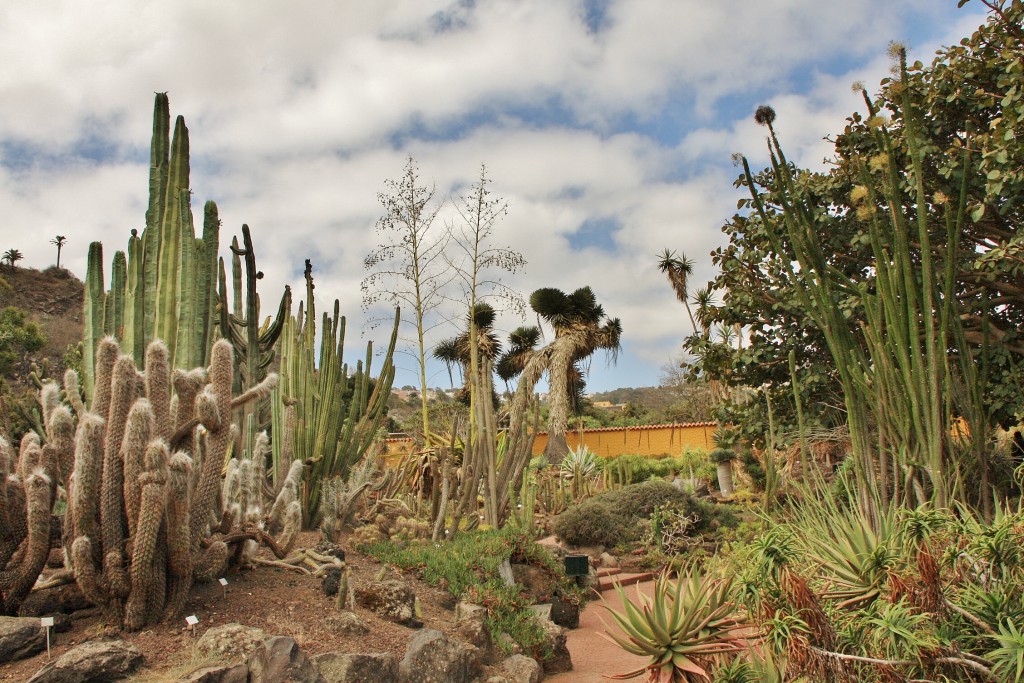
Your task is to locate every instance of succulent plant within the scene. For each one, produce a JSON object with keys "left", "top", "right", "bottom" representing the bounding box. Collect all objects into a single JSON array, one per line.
[{"left": 602, "top": 569, "right": 750, "bottom": 682}]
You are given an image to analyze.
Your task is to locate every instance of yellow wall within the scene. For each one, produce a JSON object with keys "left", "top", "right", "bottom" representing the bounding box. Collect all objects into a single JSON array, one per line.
[
  {"left": 380, "top": 421, "right": 716, "bottom": 458},
  {"left": 383, "top": 422, "right": 716, "bottom": 462},
  {"left": 531, "top": 423, "right": 715, "bottom": 458}
]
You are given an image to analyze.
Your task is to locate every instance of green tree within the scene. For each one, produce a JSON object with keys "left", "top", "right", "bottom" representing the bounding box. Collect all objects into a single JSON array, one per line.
[
  {"left": 0, "top": 307, "right": 45, "bottom": 376},
  {"left": 690, "top": 3, "right": 1024, "bottom": 511},
  {"left": 2, "top": 249, "right": 23, "bottom": 268}
]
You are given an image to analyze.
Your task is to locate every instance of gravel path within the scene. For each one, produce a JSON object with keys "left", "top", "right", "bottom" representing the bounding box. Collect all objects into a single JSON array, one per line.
[{"left": 546, "top": 580, "right": 655, "bottom": 682}]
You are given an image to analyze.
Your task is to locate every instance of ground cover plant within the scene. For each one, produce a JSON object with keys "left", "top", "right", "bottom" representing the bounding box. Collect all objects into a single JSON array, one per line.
[{"left": 357, "top": 526, "right": 582, "bottom": 659}]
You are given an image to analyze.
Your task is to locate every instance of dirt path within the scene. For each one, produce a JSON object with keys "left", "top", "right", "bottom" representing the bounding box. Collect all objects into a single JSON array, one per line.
[{"left": 547, "top": 580, "right": 655, "bottom": 682}]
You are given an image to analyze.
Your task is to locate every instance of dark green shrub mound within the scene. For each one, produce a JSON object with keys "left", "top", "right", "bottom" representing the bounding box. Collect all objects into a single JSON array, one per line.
[
  {"left": 554, "top": 480, "right": 734, "bottom": 547},
  {"left": 551, "top": 500, "right": 628, "bottom": 547}
]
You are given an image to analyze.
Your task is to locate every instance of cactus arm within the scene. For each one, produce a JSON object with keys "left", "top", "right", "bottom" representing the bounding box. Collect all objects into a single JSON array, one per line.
[
  {"left": 104, "top": 251, "right": 127, "bottom": 339},
  {"left": 82, "top": 242, "right": 105, "bottom": 401}
]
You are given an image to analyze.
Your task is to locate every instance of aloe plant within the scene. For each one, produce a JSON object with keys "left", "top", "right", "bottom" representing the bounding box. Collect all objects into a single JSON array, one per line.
[{"left": 601, "top": 569, "right": 750, "bottom": 682}]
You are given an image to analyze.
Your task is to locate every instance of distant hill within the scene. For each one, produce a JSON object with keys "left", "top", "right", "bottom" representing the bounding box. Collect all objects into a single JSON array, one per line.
[
  {"left": 0, "top": 265, "right": 83, "bottom": 374},
  {"left": 0, "top": 265, "right": 84, "bottom": 436},
  {"left": 588, "top": 385, "right": 682, "bottom": 413}
]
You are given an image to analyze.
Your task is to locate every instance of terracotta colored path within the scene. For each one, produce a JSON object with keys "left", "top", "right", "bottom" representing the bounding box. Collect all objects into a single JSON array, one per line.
[{"left": 546, "top": 580, "right": 656, "bottom": 682}]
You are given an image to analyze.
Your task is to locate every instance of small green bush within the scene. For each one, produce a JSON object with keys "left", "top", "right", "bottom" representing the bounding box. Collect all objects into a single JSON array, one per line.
[{"left": 551, "top": 499, "right": 627, "bottom": 547}]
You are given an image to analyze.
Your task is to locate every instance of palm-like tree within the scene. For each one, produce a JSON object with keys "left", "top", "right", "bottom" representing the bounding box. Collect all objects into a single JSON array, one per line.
[
  {"left": 2, "top": 249, "right": 23, "bottom": 268},
  {"left": 658, "top": 249, "right": 697, "bottom": 333},
  {"left": 434, "top": 302, "right": 502, "bottom": 407},
  {"left": 50, "top": 235, "right": 67, "bottom": 269},
  {"left": 498, "top": 286, "right": 622, "bottom": 463}
]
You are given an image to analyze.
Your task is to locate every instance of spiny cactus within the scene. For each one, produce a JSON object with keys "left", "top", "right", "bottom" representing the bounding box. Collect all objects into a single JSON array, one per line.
[
  {"left": 82, "top": 94, "right": 289, "bottom": 408},
  {"left": 0, "top": 380, "right": 71, "bottom": 615},
  {"left": 66, "top": 336, "right": 297, "bottom": 631},
  {"left": 273, "top": 260, "right": 398, "bottom": 528},
  {"left": 320, "top": 457, "right": 392, "bottom": 544}
]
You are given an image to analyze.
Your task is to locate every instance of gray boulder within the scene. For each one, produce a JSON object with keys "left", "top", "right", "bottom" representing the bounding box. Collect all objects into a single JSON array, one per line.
[
  {"left": 246, "top": 635, "right": 327, "bottom": 683},
  {"left": 398, "top": 629, "right": 482, "bottom": 683},
  {"left": 454, "top": 601, "right": 493, "bottom": 656},
  {"left": 313, "top": 652, "right": 398, "bottom": 683},
  {"left": 539, "top": 620, "right": 572, "bottom": 675},
  {"left": 195, "top": 623, "right": 268, "bottom": 662},
  {"left": 354, "top": 579, "right": 420, "bottom": 627},
  {"left": 0, "top": 616, "right": 45, "bottom": 663},
  {"left": 495, "top": 654, "right": 543, "bottom": 683},
  {"left": 323, "top": 611, "right": 370, "bottom": 636},
  {"left": 27, "top": 639, "right": 143, "bottom": 682}
]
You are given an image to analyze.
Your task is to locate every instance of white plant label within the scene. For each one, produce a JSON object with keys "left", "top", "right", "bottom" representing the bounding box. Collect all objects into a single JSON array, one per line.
[
  {"left": 40, "top": 617, "right": 54, "bottom": 627},
  {"left": 218, "top": 577, "right": 228, "bottom": 586},
  {"left": 185, "top": 615, "right": 199, "bottom": 626}
]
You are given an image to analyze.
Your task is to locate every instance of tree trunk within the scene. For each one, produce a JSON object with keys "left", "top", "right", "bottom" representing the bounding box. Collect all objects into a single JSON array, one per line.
[
  {"left": 544, "top": 338, "right": 575, "bottom": 464},
  {"left": 716, "top": 462, "right": 734, "bottom": 497}
]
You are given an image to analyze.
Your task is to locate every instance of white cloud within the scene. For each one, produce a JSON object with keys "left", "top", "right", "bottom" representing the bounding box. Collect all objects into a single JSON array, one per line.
[{"left": 0, "top": 0, "right": 991, "bottom": 391}]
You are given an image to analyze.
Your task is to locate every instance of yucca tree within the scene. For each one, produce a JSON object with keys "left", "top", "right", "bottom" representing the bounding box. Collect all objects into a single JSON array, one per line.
[
  {"left": 498, "top": 286, "right": 621, "bottom": 463},
  {"left": 433, "top": 302, "right": 502, "bottom": 407}
]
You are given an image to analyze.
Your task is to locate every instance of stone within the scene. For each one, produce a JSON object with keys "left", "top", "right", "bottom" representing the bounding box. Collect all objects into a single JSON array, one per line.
[
  {"left": 454, "top": 602, "right": 492, "bottom": 655},
  {"left": 538, "top": 620, "right": 572, "bottom": 675},
  {"left": 195, "top": 623, "right": 268, "bottom": 662},
  {"left": 0, "top": 616, "right": 45, "bottom": 663},
  {"left": 398, "top": 629, "right": 482, "bottom": 683},
  {"left": 27, "top": 638, "right": 143, "bottom": 682},
  {"left": 497, "top": 654, "right": 542, "bottom": 683},
  {"left": 313, "top": 652, "right": 398, "bottom": 683},
  {"left": 323, "top": 611, "right": 369, "bottom": 636},
  {"left": 180, "top": 663, "right": 249, "bottom": 683},
  {"left": 246, "top": 636, "right": 327, "bottom": 683},
  {"left": 598, "top": 551, "right": 619, "bottom": 568},
  {"left": 510, "top": 564, "right": 555, "bottom": 604},
  {"left": 455, "top": 601, "right": 486, "bottom": 621},
  {"left": 322, "top": 567, "right": 342, "bottom": 597},
  {"left": 18, "top": 584, "right": 91, "bottom": 617},
  {"left": 551, "top": 594, "right": 580, "bottom": 629},
  {"left": 354, "top": 579, "right": 420, "bottom": 627}
]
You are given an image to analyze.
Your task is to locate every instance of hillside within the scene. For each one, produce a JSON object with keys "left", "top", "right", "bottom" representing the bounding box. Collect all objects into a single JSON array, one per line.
[{"left": 0, "top": 265, "right": 83, "bottom": 435}]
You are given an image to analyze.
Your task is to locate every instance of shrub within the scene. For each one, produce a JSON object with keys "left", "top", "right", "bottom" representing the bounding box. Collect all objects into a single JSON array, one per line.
[
  {"left": 551, "top": 499, "right": 627, "bottom": 547},
  {"left": 553, "top": 481, "right": 736, "bottom": 547}
]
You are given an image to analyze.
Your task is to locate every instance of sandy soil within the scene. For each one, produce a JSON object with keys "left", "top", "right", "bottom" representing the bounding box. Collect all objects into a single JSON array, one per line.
[{"left": 1, "top": 532, "right": 465, "bottom": 681}]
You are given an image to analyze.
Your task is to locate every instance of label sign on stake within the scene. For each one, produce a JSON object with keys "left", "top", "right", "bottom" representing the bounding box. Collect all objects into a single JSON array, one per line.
[
  {"left": 185, "top": 615, "right": 199, "bottom": 633},
  {"left": 40, "top": 617, "right": 54, "bottom": 660},
  {"left": 218, "top": 577, "right": 228, "bottom": 596}
]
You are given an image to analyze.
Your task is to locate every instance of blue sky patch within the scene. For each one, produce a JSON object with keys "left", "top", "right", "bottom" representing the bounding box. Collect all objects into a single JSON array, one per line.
[{"left": 568, "top": 216, "right": 621, "bottom": 253}]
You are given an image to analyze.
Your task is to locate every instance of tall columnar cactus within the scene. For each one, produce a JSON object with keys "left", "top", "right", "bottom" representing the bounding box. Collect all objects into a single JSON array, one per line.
[
  {"left": 66, "top": 337, "right": 296, "bottom": 631},
  {"left": 82, "top": 93, "right": 288, "bottom": 405},
  {"left": 272, "top": 261, "right": 398, "bottom": 528}
]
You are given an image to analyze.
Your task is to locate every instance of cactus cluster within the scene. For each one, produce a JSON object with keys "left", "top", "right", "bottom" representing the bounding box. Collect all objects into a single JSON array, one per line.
[
  {"left": 319, "top": 457, "right": 393, "bottom": 544},
  {"left": 83, "top": 94, "right": 289, "bottom": 409},
  {"left": 273, "top": 260, "right": 398, "bottom": 528},
  {"left": 64, "top": 336, "right": 293, "bottom": 630},
  {"left": 0, "top": 409, "right": 65, "bottom": 614},
  {"left": 351, "top": 513, "right": 430, "bottom": 547}
]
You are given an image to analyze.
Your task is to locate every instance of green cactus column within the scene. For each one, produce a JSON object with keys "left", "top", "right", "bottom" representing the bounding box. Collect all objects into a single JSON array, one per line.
[{"left": 272, "top": 260, "right": 398, "bottom": 528}]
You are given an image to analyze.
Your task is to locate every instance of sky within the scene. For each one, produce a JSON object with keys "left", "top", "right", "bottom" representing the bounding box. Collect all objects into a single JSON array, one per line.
[{"left": 0, "top": 1, "right": 991, "bottom": 394}]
